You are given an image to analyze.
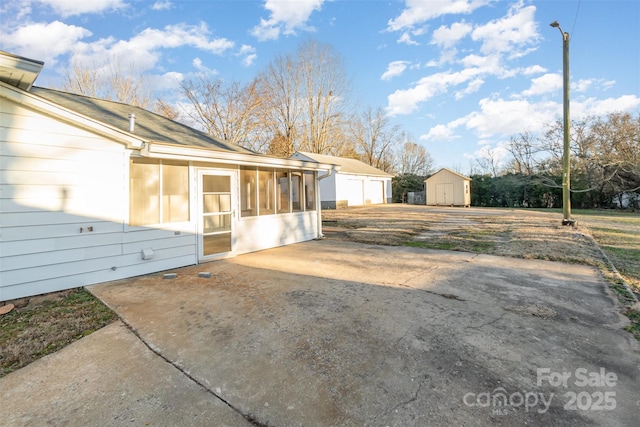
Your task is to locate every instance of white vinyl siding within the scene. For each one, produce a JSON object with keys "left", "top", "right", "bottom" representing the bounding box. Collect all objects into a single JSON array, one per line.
[
  {"left": 1, "top": 91, "right": 324, "bottom": 301},
  {"left": 0, "top": 101, "right": 197, "bottom": 301}
]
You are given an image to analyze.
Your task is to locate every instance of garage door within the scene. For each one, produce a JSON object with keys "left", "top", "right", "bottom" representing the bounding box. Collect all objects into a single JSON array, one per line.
[
  {"left": 370, "top": 180, "right": 384, "bottom": 204},
  {"left": 347, "top": 179, "right": 364, "bottom": 206}
]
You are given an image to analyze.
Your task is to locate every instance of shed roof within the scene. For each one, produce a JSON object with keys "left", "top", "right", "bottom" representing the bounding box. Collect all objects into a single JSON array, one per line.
[
  {"left": 30, "top": 86, "right": 253, "bottom": 154},
  {"left": 426, "top": 168, "right": 471, "bottom": 182},
  {"left": 293, "top": 151, "right": 392, "bottom": 177}
]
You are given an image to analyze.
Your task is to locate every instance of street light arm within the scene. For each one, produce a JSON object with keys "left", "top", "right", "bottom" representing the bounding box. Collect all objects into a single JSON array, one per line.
[{"left": 549, "top": 21, "right": 565, "bottom": 37}]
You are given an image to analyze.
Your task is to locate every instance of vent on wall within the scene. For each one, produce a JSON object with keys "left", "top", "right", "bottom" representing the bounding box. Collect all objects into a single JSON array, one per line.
[{"left": 141, "top": 248, "right": 154, "bottom": 260}]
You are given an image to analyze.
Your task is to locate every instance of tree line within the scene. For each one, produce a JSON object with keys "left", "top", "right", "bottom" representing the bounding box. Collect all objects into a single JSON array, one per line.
[{"left": 472, "top": 112, "right": 640, "bottom": 209}]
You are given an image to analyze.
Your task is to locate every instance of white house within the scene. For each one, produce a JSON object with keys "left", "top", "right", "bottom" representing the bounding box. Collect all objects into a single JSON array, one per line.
[
  {"left": 425, "top": 168, "right": 471, "bottom": 207},
  {"left": 0, "top": 51, "right": 334, "bottom": 301},
  {"left": 291, "top": 152, "right": 392, "bottom": 209}
]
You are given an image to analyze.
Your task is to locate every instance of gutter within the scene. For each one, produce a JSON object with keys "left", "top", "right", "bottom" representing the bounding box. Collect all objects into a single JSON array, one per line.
[{"left": 316, "top": 167, "right": 337, "bottom": 239}]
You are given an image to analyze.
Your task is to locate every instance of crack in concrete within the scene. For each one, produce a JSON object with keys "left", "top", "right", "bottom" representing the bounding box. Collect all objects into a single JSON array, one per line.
[
  {"left": 394, "top": 269, "right": 466, "bottom": 301},
  {"left": 116, "top": 318, "right": 270, "bottom": 427},
  {"left": 370, "top": 375, "right": 425, "bottom": 425},
  {"left": 466, "top": 311, "right": 506, "bottom": 330}
]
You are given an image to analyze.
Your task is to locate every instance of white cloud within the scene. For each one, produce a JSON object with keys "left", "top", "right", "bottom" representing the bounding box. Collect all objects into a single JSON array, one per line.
[
  {"left": 0, "top": 21, "right": 91, "bottom": 65},
  {"left": 420, "top": 123, "right": 459, "bottom": 141},
  {"left": 471, "top": 1, "right": 539, "bottom": 56},
  {"left": 521, "top": 65, "right": 546, "bottom": 75},
  {"left": 455, "top": 78, "right": 484, "bottom": 99},
  {"left": 572, "top": 95, "right": 640, "bottom": 118},
  {"left": 251, "top": 0, "right": 324, "bottom": 41},
  {"left": 36, "top": 0, "right": 126, "bottom": 17},
  {"left": 148, "top": 71, "right": 183, "bottom": 91},
  {"left": 152, "top": 1, "right": 173, "bottom": 11},
  {"left": 387, "top": 0, "right": 491, "bottom": 32},
  {"left": 238, "top": 45, "right": 257, "bottom": 67},
  {"left": 460, "top": 52, "right": 503, "bottom": 75},
  {"left": 421, "top": 93, "right": 640, "bottom": 149},
  {"left": 68, "top": 23, "right": 234, "bottom": 73},
  {"left": 463, "top": 97, "right": 557, "bottom": 138},
  {"left": 381, "top": 61, "right": 410, "bottom": 80},
  {"left": 398, "top": 32, "right": 419, "bottom": 45},
  {"left": 431, "top": 21, "right": 472, "bottom": 48},
  {"left": 387, "top": 68, "right": 485, "bottom": 115},
  {"left": 192, "top": 57, "right": 218, "bottom": 74},
  {"left": 521, "top": 73, "right": 561, "bottom": 97},
  {"left": 572, "top": 78, "right": 612, "bottom": 93}
]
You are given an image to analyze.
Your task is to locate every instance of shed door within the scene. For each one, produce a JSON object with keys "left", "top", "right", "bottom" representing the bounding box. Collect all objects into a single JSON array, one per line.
[
  {"left": 436, "top": 183, "right": 454, "bottom": 205},
  {"left": 198, "top": 170, "right": 235, "bottom": 260}
]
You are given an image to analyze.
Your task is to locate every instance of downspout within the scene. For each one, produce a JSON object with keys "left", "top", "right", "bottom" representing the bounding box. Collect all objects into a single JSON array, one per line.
[{"left": 315, "top": 168, "right": 335, "bottom": 239}]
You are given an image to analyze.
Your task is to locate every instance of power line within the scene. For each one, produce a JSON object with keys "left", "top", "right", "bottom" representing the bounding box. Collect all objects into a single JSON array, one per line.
[{"left": 570, "top": 0, "right": 581, "bottom": 40}]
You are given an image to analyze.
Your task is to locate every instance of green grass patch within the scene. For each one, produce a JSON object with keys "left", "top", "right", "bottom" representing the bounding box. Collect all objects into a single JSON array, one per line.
[
  {"left": 623, "top": 309, "right": 640, "bottom": 341},
  {"left": 406, "top": 241, "right": 456, "bottom": 250},
  {"left": 0, "top": 288, "right": 117, "bottom": 377}
]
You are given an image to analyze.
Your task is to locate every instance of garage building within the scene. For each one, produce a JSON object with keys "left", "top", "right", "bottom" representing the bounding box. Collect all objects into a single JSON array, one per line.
[{"left": 291, "top": 152, "right": 392, "bottom": 209}]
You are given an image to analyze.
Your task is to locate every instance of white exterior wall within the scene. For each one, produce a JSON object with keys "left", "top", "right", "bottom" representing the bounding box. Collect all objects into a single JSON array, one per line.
[
  {"left": 1, "top": 99, "right": 322, "bottom": 301},
  {"left": 317, "top": 173, "right": 392, "bottom": 209},
  {"left": 318, "top": 171, "right": 338, "bottom": 208},
  {"left": 234, "top": 211, "right": 318, "bottom": 254},
  {"left": 425, "top": 169, "right": 471, "bottom": 206},
  {"left": 0, "top": 100, "right": 199, "bottom": 301}
]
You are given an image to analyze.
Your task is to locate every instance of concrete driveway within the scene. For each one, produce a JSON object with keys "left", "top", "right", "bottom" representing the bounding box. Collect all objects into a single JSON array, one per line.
[{"left": 2, "top": 239, "right": 640, "bottom": 426}]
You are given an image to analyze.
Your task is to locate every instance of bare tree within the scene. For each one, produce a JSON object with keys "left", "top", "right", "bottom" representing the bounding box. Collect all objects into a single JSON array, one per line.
[
  {"left": 256, "top": 53, "right": 302, "bottom": 157},
  {"left": 475, "top": 145, "right": 503, "bottom": 178},
  {"left": 506, "top": 131, "right": 541, "bottom": 176},
  {"left": 62, "top": 58, "right": 153, "bottom": 109},
  {"left": 349, "top": 106, "right": 402, "bottom": 171},
  {"left": 396, "top": 137, "right": 434, "bottom": 176},
  {"left": 154, "top": 99, "right": 180, "bottom": 120},
  {"left": 181, "top": 76, "right": 263, "bottom": 149},
  {"left": 297, "top": 39, "right": 351, "bottom": 154},
  {"left": 257, "top": 38, "right": 352, "bottom": 156}
]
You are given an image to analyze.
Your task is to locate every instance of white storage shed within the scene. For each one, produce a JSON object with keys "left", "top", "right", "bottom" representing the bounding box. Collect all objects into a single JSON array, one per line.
[{"left": 425, "top": 168, "right": 471, "bottom": 207}]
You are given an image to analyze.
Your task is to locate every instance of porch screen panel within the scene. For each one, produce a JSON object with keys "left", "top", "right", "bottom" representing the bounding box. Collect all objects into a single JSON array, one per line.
[
  {"left": 276, "top": 171, "right": 290, "bottom": 214},
  {"left": 291, "top": 173, "right": 303, "bottom": 212},
  {"left": 258, "top": 169, "right": 274, "bottom": 215},
  {"left": 162, "top": 163, "right": 189, "bottom": 222},
  {"left": 240, "top": 167, "right": 257, "bottom": 217},
  {"left": 130, "top": 161, "right": 159, "bottom": 226},
  {"left": 304, "top": 171, "right": 316, "bottom": 210}
]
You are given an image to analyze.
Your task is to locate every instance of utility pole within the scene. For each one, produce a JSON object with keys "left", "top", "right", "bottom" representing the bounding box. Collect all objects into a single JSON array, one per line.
[{"left": 550, "top": 21, "right": 575, "bottom": 226}]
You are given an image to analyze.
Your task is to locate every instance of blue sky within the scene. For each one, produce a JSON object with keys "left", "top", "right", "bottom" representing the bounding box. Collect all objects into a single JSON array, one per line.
[{"left": 1, "top": 0, "right": 639, "bottom": 172}]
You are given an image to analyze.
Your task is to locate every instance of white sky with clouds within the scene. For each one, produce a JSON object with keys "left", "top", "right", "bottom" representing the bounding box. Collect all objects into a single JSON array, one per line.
[{"left": 1, "top": 0, "right": 638, "bottom": 172}]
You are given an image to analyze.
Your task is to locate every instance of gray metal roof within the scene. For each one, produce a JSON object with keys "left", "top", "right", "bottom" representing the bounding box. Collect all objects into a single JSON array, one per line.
[
  {"left": 294, "top": 151, "right": 392, "bottom": 177},
  {"left": 30, "top": 86, "right": 254, "bottom": 154}
]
